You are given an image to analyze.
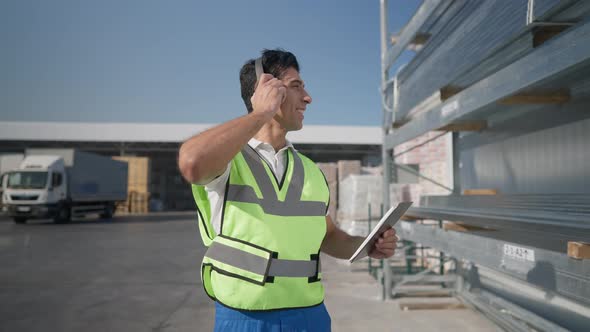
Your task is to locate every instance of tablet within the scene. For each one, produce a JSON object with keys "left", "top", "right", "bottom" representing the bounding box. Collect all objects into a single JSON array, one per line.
[{"left": 348, "top": 201, "right": 413, "bottom": 263}]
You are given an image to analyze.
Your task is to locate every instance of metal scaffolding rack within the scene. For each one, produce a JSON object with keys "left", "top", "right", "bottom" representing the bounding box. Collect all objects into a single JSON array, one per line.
[{"left": 380, "top": 1, "right": 590, "bottom": 331}]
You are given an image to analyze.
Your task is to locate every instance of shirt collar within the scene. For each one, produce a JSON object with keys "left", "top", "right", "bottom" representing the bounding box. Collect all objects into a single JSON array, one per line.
[{"left": 248, "top": 137, "right": 296, "bottom": 153}]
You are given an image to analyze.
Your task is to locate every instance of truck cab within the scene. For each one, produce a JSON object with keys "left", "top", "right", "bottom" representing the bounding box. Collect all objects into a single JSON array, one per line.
[
  {"left": 3, "top": 156, "right": 67, "bottom": 223},
  {"left": 0, "top": 153, "right": 25, "bottom": 212}
]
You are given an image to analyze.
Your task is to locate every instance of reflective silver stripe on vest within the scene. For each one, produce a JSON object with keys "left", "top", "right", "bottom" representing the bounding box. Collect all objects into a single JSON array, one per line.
[
  {"left": 206, "top": 241, "right": 270, "bottom": 277},
  {"left": 226, "top": 147, "right": 326, "bottom": 217},
  {"left": 205, "top": 241, "right": 320, "bottom": 278},
  {"left": 268, "top": 257, "right": 319, "bottom": 278}
]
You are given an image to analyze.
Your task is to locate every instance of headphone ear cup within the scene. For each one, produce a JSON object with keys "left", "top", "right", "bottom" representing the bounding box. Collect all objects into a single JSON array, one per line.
[{"left": 255, "top": 57, "right": 264, "bottom": 82}]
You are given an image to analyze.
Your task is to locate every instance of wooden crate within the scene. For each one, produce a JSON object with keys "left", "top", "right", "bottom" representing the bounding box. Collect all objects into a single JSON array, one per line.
[
  {"left": 112, "top": 156, "right": 150, "bottom": 194},
  {"left": 128, "top": 191, "right": 149, "bottom": 214}
]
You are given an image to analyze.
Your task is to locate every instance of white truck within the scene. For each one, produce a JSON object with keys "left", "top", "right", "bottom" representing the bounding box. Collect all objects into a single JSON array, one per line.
[
  {"left": 0, "top": 154, "right": 25, "bottom": 211},
  {"left": 2, "top": 149, "right": 128, "bottom": 224}
]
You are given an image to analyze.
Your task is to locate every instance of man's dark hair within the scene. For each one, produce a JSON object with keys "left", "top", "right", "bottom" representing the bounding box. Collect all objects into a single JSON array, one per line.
[{"left": 240, "top": 49, "right": 300, "bottom": 113}]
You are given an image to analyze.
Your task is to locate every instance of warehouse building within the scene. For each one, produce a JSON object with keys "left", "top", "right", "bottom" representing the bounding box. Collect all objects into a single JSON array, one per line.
[{"left": 0, "top": 121, "right": 384, "bottom": 211}]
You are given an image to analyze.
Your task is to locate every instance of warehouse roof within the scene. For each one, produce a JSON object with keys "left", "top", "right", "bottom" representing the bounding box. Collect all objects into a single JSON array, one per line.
[{"left": 0, "top": 121, "right": 381, "bottom": 145}]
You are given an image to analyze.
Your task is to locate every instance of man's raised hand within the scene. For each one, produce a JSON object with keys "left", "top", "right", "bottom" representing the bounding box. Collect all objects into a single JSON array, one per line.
[{"left": 250, "top": 73, "right": 286, "bottom": 118}]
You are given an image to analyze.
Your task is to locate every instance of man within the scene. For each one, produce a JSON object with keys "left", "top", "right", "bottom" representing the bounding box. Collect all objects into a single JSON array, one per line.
[{"left": 178, "top": 49, "right": 397, "bottom": 331}]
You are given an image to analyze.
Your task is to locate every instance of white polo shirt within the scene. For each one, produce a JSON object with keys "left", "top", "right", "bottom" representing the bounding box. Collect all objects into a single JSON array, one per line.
[{"left": 204, "top": 138, "right": 295, "bottom": 234}]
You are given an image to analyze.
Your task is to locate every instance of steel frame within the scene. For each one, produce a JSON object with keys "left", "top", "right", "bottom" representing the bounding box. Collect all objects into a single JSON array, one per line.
[
  {"left": 396, "top": 221, "right": 590, "bottom": 306},
  {"left": 396, "top": 221, "right": 590, "bottom": 330},
  {"left": 380, "top": 1, "right": 590, "bottom": 330}
]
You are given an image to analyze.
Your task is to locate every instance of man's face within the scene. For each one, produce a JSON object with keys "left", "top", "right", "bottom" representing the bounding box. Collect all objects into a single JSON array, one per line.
[{"left": 276, "top": 67, "right": 312, "bottom": 131}]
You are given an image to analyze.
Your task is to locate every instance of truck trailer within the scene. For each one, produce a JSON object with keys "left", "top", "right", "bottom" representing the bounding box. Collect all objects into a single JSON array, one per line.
[{"left": 2, "top": 149, "right": 128, "bottom": 224}]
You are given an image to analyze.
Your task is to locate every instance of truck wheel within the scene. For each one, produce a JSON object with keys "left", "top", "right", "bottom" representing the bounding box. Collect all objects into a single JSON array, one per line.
[
  {"left": 100, "top": 203, "right": 115, "bottom": 219},
  {"left": 54, "top": 205, "right": 71, "bottom": 224},
  {"left": 13, "top": 217, "right": 27, "bottom": 224}
]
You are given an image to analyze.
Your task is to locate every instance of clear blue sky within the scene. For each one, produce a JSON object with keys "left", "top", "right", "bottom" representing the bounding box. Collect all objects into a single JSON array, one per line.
[{"left": 1, "top": 0, "right": 420, "bottom": 126}]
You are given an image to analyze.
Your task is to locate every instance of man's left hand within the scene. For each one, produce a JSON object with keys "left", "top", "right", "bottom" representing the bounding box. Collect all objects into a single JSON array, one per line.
[{"left": 368, "top": 227, "right": 398, "bottom": 259}]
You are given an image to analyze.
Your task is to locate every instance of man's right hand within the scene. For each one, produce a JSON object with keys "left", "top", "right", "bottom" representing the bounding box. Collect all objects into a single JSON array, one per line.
[{"left": 250, "top": 73, "right": 286, "bottom": 117}]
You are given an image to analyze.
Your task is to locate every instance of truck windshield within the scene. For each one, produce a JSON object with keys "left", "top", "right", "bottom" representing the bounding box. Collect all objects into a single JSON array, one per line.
[{"left": 7, "top": 172, "right": 48, "bottom": 189}]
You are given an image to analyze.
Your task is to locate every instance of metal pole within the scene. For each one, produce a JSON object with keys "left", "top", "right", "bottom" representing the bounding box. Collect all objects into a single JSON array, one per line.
[
  {"left": 119, "top": 142, "right": 126, "bottom": 156},
  {"left": 527, "top": 0, "right": 535, "bottom": 25},
  {"left": 452, "top": 132, "right": 461, "bottom": 194},
  {"left": 380, "top": 203, "right": 384, "bottom": 270},
  {"left": 439, "top": 220, "right": 444, "bottom": 276},
  {"left": 380, "top": 0, "right": 393, "bottom": 301},
  {"left": 368, "top": 204, "right": 372, "bottom": 276}
]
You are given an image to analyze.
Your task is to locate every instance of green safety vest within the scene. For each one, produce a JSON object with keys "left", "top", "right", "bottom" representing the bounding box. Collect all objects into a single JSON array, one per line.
[{"left": 192, "top": 146, "right": 330, "bottom": 311}]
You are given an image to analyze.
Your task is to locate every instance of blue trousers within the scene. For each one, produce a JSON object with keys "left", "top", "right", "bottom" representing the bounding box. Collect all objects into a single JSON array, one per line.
[{"left": 213, "top": 302, "right": 331, "bottom": 332}]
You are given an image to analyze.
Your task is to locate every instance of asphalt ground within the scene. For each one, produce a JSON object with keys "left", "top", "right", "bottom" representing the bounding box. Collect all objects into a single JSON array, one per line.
[{"left": 0, "top": 213, "right": 499, "bottom": 332}]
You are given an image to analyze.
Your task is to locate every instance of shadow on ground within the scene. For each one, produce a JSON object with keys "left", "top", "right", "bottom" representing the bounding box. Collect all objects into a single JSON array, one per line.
[{"left": 0, "top": 211, "right": 197, "bottom": 226}]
